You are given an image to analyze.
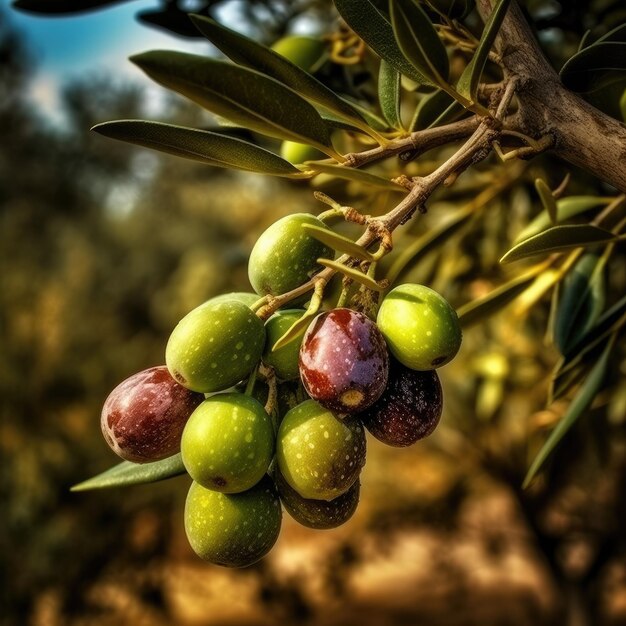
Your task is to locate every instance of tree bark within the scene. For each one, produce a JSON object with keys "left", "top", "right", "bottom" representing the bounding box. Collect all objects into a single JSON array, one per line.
[{"left": 477, "top": 0, "right": 626, "bottom": 193}]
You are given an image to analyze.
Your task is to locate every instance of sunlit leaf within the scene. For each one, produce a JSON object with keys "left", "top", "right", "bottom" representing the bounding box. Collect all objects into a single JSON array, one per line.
[
  {"left": 71, "top": 454, "right": 186, "bottom": 491},
  {"left": 334, "top": 0, "right": 428, "bottom": 84},
  {"left": 501, "top": 225, "right": 618, "bottom": 264},
  {"left": 535, "top": 178, "right": 558, "bottom": 224},
  {"left": 190, "top": 15, "right": 367, "bottom": 127},
  {"left": 306, "top": 162, "right": 406, "bottom": 191},
  {"left": 272, "top": 312, "right": 317, "bottom": 352},
  {"left": 456, "top": 0, "right": 513, "bottom": 102},
  {"left": 130, "top": 51, "right": 337, "bottom": 156},
  {"left": 302, "top": 224, "right": 376, "bottom": 261},
  {"left": 523, "top": 338, "right": 613, "bottom": 488},
  {"left": 93, "top": 120, "right": 306, "bottom": 177},
  {"left": 389, "top": 0, "right": 449, "bottom": 86},
  {"left": 457, "top": 265, "right": 545, "bottom": 327},
  {"left": 317, "top": 258, "right": 387, "bottom": 291},
  {"left": 378, "top": 60, "right": 403, "bottom": 129},
  {"left": 515, "top": 196, "right": 613, "bottom": 243}
]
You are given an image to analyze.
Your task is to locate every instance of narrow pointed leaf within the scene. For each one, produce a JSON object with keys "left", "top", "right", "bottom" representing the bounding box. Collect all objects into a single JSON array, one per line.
[
  {"left": 500, "top": 225, "right": 618, "bottom": 264},
  {"left": 560, "top": 42, "right": 626, "bottom": 93},
  {"left": 535, "top": 178, "right": 558, "bottom": 224},
  {"left": 410, "top": 88, "right": 466, "bottom": 130},
  {"left": 515, "top": 195, "right": 613, "bottom": 243},
  {"left": 334, "top": 0, "right": 428, "bottom": 84},
  {"left": 379, "top": 60, "right": 403, "bottom": 129},
  {"left": 457, "top": 0, "right": 512, "bottom": 102},
  {"left": 302, "top": 224, "right": 376, "bottom": 261},
  {"left": 71, "top": 454, "right": 186, "bottom": 492},
  {"left": 93, "top": 120, "right": 305, "bottom": 177},
  {"left": 189, "top": 15, "right": 367, "bottom": 127},
  {"left": 457, "top": 265, "right": 545, "bottom": 327},
  {"left": 306, "top": 162, "right": 406, "bottom": 191},
  {"left": 523, "top": 339, "right": 613, "bottom": 488},
  {"left": 390, "top": 0, "right": 449, "bottom": 86},
  {"left": 131, "top": 51, "right": 335, "bottom": 154},
  {"left": 317, "top": 258, "right": 387, "bottom": 291},
  {"left": 272, "top": 312, "right": 317, "bottom": 352}
]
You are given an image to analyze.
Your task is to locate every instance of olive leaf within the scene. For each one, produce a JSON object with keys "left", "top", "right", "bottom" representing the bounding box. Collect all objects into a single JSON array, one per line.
[
  {"left": 130, "top": 51, "right": 338, "bottom": 157},
  {"left": 535, "top": 178, "right": 558, "bottom": 224},
  {"left": 305, "top": 162, "right": 406, "bottom": 191},
  {"left": 523, "top": 338, "right": 613, "bottom": 488},
  {"left": 272, "top": 309, "right": 318, "bottom": 352},
  {"left": 457, "top": 265, "right": 545, "bottom": 327},
  {"left": 317, "top": 258, "right": 387, "bottom": 291},
  {"left": 515, "top": 195, "right": 613, "bottom": 244},
  {"left": 93, "top": 120, "right": 306, "bottom": 177},
  {"left": 334, "top": 0, "right": 428, "bottom": 84},
  {"left": 500, "top": 225, "right": 619, "bottom": 264},
  {"left": 456, "top": 0, "right": 512, "bottom": 103},
  {"left": 560, "top": 41, "right": 626, "bottom": 93},
  {"left": 189, "top": 15, "right": 368, "bottom": 129},
  {"left": 71, "top": 454, "right": 187, "bottom": 492},
  {"left": 302, "top": 224, "right": 376, "bottom": 261},
  {"left": 410, "top": 88, "right": 466, "bottom": 131},
  {"left": 553, "top": 253, "right": 605, "bottom": 354},
  {"left": 378, "top": 60, "right": 403, "bottom": 129}
]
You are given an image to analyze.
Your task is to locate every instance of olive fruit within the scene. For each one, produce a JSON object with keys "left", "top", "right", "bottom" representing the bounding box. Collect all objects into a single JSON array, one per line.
[
  {"left": 299, "top": 308, "right": 389, "bottom": 414},
  {"left": 271, "top": 35, "right": 327, "bottom": 72},
  {"left": 101, "top": 366, "right": 203, "bottom": 463},
  {"left": 361, "top": 358, "right": 443, "bottom": 447},
  {"left": 248, "top": 213, "right": 334, "bottom": 297},
  {"left": 276, "top": 399, "right": 366, "bottom": 501},
  {"left": 280, "top": 141, "right": 325, "bottom": 164},
  {"left": 166, "top": 299, "right": 265, "bottom": 393},
  {"left": 263, "top": 309, "right": 307, "bottom": 381},
  {"left": 377, "top": 284, "right": 462, "bottom": 370},
  {"left": 185, "top": 476, "right": 281, "bottom": 567},
  {"left": 275, "top": 470, "right": 360, "bottom": 530},
  {"left": 181, "top": 393, "right": 274, "bottom": 493}
]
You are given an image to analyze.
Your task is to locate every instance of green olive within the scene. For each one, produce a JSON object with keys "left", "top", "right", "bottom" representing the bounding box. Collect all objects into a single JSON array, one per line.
[
  {"left": 166, "top": 300, "right": 265, "bottom": 392},
  {"left": 271, "top": 35, "right": 327, "bottom": 72},
  {"left": 263, "top": 309, "right": 307, "bottom": 380},
  {"left": 377, "top": 283, "right": 462, "bottom": 370},
  {"left": 206, "top": 292, "right": 259, "bottom": 308},
  {"left": 181, "top": 393, "right": 274, "bottom": 493},
  {"left": 248, "top": 213, "right": 334, "bottom": 297},
  {"left": 184, "top": 476, "right": 281, "bottom": 567},
  {"left": 280, "top": 141, "right": 325, "bottom": 164},
  {"left": 276, "top": 399, "right": 366, "bottom": 501}
]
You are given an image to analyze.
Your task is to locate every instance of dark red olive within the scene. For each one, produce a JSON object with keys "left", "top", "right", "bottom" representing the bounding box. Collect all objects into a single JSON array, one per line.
[
  {"left": 101, "top": 366, "right": 204, "bottom": 463},
  {"left": 299, "top": 308, "right": 389, "bottom": 415},
  {"left": 361, "top": 358, "right": 442, "bottom": 447}
]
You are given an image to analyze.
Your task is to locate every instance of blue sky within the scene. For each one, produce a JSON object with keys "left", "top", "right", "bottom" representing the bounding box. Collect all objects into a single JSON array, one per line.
[{"left": 3, "top": 0, "right": 210, "bottom": 123}]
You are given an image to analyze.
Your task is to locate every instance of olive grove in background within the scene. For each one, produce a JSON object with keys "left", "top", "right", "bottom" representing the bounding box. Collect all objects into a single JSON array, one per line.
[{"left": 2, "top": 1, "right": 626, "bottom": 624}]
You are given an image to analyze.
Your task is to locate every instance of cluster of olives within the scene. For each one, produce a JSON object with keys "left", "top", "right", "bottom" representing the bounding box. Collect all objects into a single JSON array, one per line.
[{"left": 100, "top": 212, "right": 462, "bottom": 567}]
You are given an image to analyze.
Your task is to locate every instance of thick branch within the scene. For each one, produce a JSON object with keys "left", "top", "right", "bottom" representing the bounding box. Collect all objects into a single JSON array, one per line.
[{"left": 476, "top": 0, "right": 626, "bottom": 193}]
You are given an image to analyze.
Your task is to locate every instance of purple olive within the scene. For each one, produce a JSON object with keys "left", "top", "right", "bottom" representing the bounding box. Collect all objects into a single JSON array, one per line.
[
  {"left": 101, "top": 366, "right": 204, "bottom": 463},
  {"left": 299, "top": 308, "right": 389, "bottom": 415},
  {"left": 361, "top": 358, "right": 443, "bottom": 447}
]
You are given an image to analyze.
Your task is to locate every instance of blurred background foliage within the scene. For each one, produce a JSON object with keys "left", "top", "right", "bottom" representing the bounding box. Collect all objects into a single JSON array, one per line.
[{"left": 1, "top": 2, "right": 626, "bottom": 625}]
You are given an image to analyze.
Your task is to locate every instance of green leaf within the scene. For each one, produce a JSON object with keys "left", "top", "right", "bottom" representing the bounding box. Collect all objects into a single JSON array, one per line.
[
  {"left": 456, "top": 0, "right": 513, "bottom": 102},
  {"left": 457, "top": 266, "right": 544, "bottom": 327},
  {"left": 189, "top": 15, "right": 367, "bottom": 128},
  {"left": 334, "top": 0, "right": 428, "bottom": 84},
  {"left": 554, "top": 253, "right": 605, "bottom": 354},
  {"left": 130, "top": 51, "right": 337, "bottom": 157},
  {"left": 317, "top": 258, "right": 386, "bottom": 291},
  {"left": 535, "top": 178, "right": 558, "bottom": 224},
  {"left": 272, "top": 312, "right": 317, "bottom": 352},
  {"left": 500, "top": 225, "right": 618, "bottom": 264},
  {"left": 410, "top": 88, "right": 466, "bottom": 130},
  {"left": 306, "top": 162, "right": 406, "bottom": 191},
  {"left": 378, "top": 60, "right": 403, "bottom": 129},
  {"left": 302, "top": 224, "right": 376, "bottom": 261},
  {"left": 515, "top": 196, "right": 613, "bottom": 243},
  {"left": 523, "top": 338, "right": 613, "bottom": 488},
  {"left": 93, "top": 120, "right": 305, "bottom": 177},
  {"left": 389, "top": 0, "right": 449, "bottom": 87},
  {"left": 71, "top": 454, "right": 186, "bottom": 492},
  {"left": 560, "top": 42, "right": 626, "bottom": 93}
]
